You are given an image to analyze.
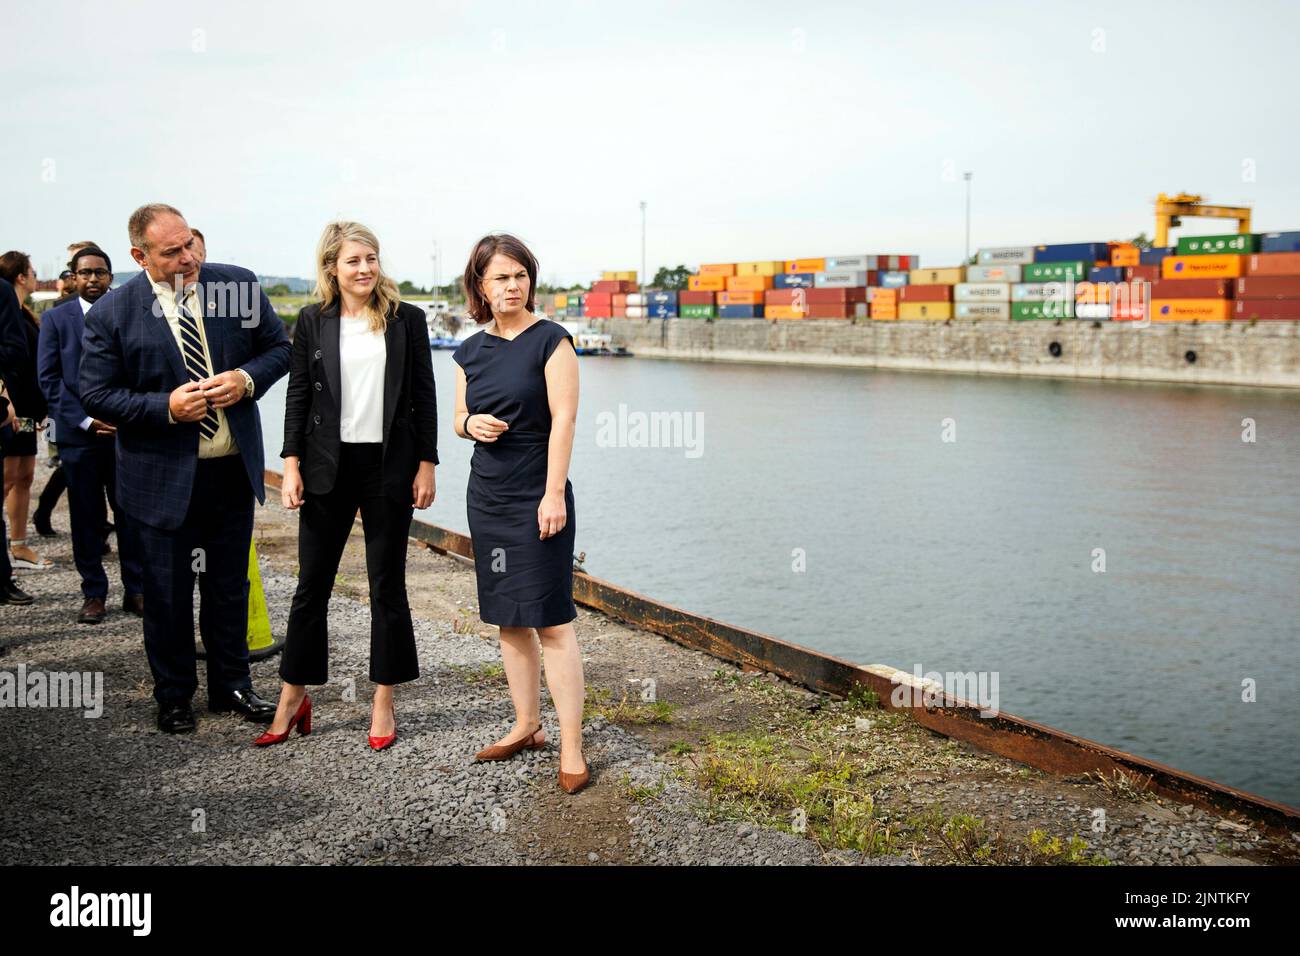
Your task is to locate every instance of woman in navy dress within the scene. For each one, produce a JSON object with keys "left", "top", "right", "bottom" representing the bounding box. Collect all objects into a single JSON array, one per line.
[{"left": 452, "top": 234, "right": 588, "bottom": 794}]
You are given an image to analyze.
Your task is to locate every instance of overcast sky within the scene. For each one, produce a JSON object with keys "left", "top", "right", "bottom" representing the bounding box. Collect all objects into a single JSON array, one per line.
[{"left": 3, "top": 0, "right": 1296, "bottom": 286}]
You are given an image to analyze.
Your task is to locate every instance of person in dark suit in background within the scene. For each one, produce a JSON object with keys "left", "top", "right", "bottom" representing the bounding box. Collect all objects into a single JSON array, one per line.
[
  {"left": 80, "top": 203, "right": 291, "bottom": 733},
  {"left": 38, "top": 246, "right": 143, "bottom": 624},
  {"left": 257, "top": 221, "right": 437, "bottom": 751},
  {"left": 34, "top": 241, "right": 100, "bottom": 539}
]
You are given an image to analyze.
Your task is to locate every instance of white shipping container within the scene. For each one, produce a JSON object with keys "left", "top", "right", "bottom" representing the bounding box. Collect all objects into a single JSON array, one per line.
[
  {"left": 625, "top": 293, "right": 648, "bottom": 306},
  {"left": 625, "top": 306, "right": 648, "bottom": 318},
  {"left": 1011, "top": 282, "right": 1070, "bottom": 302},
  {"left": 814, "top": 270, "right": 869, "bottom": 288},
  {"left": 954, "top": 282, "right": 1011, "bottom": 302},
  {"left": 955, "top": 302, "right": 1010, "bottom": 319},
  {"left": 966, "top": 264, "right": 1022, "bottom": 283},
  {"left": 1076, "top": 303, "right": 1112, "bottom": 319},
  {"left": 977, "top": 246, "right": 1036, "bottom": 265},
  {"left": 825, "top": 255, "right": 869, "bottom": 270}
]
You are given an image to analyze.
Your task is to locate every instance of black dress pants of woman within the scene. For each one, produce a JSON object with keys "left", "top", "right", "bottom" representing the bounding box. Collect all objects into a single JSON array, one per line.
[{"left": 280, "top": 442, "right": 419, "bottom": 686}]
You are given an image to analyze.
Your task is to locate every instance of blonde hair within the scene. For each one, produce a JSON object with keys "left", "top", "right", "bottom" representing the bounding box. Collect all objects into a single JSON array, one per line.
[{"left": 314, "top": 221, "right": 401, "bottom": 332}]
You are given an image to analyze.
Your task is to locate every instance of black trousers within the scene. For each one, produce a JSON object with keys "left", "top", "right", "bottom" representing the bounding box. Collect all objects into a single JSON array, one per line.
[
  {"left": 280, "top": 442, "right": 418, "bottom": 686},
  {"left": 60, "top": 439, "right": 143, "bottom": 599},
  {"left": 136, "top": 454, "right": 254, "bottom": 705}
]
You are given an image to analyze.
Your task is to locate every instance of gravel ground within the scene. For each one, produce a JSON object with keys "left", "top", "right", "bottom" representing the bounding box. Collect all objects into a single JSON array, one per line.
[{"left": 1, "top": 480, "right": 1295, "bottom": 866}]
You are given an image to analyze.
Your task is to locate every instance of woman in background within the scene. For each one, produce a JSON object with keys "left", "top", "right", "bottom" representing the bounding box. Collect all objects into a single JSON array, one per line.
[{"left": 0, "top": 252, "right": 52, "bottom": 571}]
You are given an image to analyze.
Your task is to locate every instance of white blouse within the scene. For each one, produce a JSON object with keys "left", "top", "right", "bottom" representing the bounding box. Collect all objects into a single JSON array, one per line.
[{"left": 338, "top": 315, "right": 386, "bottom": 443}]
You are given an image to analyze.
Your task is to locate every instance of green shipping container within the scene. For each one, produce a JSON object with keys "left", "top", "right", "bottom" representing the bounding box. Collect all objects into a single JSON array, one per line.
[
  {"left": 1011, "top": 301, "right": 1075, "bottom": 320},
  {"left": 1176, "top": 233, "right": 1258, "bottom": 256},
  {"left": 681, "top": 304, "right": 715, "bottom": 319},
  {"left": 1022, "top": 261, "right": 1086, "bottom": 282}
]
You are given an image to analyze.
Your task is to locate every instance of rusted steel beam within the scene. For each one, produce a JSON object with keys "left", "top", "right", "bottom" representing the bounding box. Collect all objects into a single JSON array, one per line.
[{"left": 261, "top": 470, "right": 1299, "bottom": 833}]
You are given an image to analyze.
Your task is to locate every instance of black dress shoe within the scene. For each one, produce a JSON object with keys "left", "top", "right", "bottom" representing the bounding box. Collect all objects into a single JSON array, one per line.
[
  {"left": 158, "top": 701, "right": 197, "bottom": 734},
  {"left": 122, "top": 593, "right": 144, "bottom": 617},
  {"left": 33, "top": 511, "right": 57, "bottom": 537},
  {"left": 209, "top": 687, "right": 277, "bottom": 723},
  {"left": 0, "top": 579, "right": 35, "bottom": 606}
]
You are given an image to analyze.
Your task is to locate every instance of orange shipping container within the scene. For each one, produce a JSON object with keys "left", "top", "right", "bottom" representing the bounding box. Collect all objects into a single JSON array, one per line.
[
  {"left": 766, "top": 304, "right": 808, "bottom": 320},
  {"left": 726, "top": 274, "right": 774, "bottom": 291},
  {"left": 698, "top": 263, "right": 736, "bottom": 276},
  {"left": 1245, "top": 252, "right": 1300, "bottom": 276},
  {"left": 785, "top": 258, "right": 826, "bottom": 273},
  {"left": 1150, "top": 299, "right": 1232, "bottom": 321},
  {"left": 870, "top": 309, "right": 898, "bottom": 320},
  {"left": 867, "top": 287, "right": 899, "bottom": 302},
  {"left": 718, "top": 290, "right": 765, "bottom": 305},
  {"left": 1111, "top": 245, "right": 1140, "bottom": 267},
  {"left": 1161, "top": 255, "right": 1244, "bottom": 279},
  {"left": 688, "top": 274, "right": 728, "bottom": 292}
]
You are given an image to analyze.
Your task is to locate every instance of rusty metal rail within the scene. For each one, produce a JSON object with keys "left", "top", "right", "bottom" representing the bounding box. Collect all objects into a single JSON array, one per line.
[{"left": 263, "top": 470, "right": 1299, "bottom": 834}]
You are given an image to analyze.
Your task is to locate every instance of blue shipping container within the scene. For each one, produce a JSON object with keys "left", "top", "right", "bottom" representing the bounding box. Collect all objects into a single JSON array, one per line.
[
  {"left": 718, "top": 305, "right": 764, "bottom": 318},
  {"left": 1034, "top": 242, "right": 1108, "bottom": 263},
  {"left": 1139, "top": 246, "right": 1177, "bottom": 265},
  {"left": 648, "top": 305, "right": 678, "bottom": 318},
  {"left": 1087, "top": 266, "right": 1126, "bottom": 283},
  {"left": 648, "top": 291, "right": 678, "bottom": 304},
  {"left": 878, "top": 271, "right": 909, "bottom": 287},
  {"left": 1260, "top": 231, "right": 1300, "bottom": 253},
  {"left": 773, "top": 273, "right": 816, "bottom": 288}
]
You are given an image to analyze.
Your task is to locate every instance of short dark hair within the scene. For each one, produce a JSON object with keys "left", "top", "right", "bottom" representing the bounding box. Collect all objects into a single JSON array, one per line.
[
  {"left": 71, "top": 246, "right": 112, "bottom": 274},
  {"left": 190, "top": 228, "right": 204, "bottom": 242},
  {"left": 462, "top": 234, "right": 538, "bottom": 324},
  {"left": 128, "top": 203, "right": 184, "bottom": 250}
]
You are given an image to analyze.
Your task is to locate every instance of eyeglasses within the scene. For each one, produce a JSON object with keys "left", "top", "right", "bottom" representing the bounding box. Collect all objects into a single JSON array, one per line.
[{"left": 75, "top": 269, "right": 112, "bottom": 279}]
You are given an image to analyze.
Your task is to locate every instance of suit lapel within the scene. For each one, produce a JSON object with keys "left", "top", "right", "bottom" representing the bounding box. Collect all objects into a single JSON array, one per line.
[
  {"left": 320, "top": 301, "right": 342, "bottom": 412},
  {"left": 383, "top": 307, "right": 404, "bottom": 440},
  {"left": 136, "top": 271, "right": 187, "bottom": 384}
]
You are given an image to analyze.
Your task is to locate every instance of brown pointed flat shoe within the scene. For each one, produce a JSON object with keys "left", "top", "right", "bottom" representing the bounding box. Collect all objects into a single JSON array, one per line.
[
  {"left": 474, "top": 722, "right": 544, "bottom": 761},
  {"left": 558, "top": 757, "right": 590, "bottom": 794}
]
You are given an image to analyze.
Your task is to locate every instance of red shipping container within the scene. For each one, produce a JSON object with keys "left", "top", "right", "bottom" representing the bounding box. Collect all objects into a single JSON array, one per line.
[
  {"left": 1149, "top": 279, "right": 1233, "bottom": 299},
  {"left": 807, "top": 304, "right": 853, "bottom": 319},
  {"left": 1234, "top": 276, "right": 1300, "bottom": 299},
  {"left": 590, "top": 279, "right": 636, "bottom": 293},
  {"left": 586, "top": 305, "right": 612, "bottom": 318},
  {"left": 612, "top": 306, "right": 628, "bottom": 318},
  {"left": 584, "top": 292, "right": 613, "bottom": 307},
  {"left": 1124, "top": 265, "right": 1159, "bottom": 282},
  {"left": 677, "top": 290, "right": 715, "bottom": 305},
  {"left": 1233, "top": 300, "right": 1300, "bottom": 320},
  {"left": 1246, "top": 253, "right": 1300, "bottom": 276},
  {"left": 765, "top": 289, "right": 799, "bottom": 305},
  {"left": 898, "top": 284, "right": 953, "bottom": 303},
  {"left": 805, "top": 288, "right": 866, "bottom": 304}
]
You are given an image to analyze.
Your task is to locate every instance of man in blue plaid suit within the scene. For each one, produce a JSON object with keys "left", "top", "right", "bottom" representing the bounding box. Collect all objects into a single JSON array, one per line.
[{"left": 81, "top": 204, "right": 291, "bottom": 733}]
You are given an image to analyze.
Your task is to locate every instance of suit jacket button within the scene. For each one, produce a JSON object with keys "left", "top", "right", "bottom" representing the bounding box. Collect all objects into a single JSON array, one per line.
[
  {"left": 314, "top": 349, "right": 322, "bottom": 359},
  {"left": 313, "top": 414, "right": 321, "bottom": 424},
  {"left": 314, "top": 381, "right": 323, "bottom": 391}
]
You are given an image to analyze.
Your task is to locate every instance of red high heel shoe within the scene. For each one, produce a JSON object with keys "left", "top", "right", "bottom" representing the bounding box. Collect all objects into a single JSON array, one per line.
[
  {"left": 253, "top": 694, "right": 312, "bottom": 746},
  {"left": 369, "top": 702, "right": 397, "bottom": 751}
]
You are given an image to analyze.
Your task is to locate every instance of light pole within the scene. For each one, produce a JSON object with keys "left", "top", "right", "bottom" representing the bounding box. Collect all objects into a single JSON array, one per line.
[
  {"left": 963, "top": 172, "right": 973, "bottom": 263},
  {"left": 639, "top": 200, "right": 647, "bottom": 288}
]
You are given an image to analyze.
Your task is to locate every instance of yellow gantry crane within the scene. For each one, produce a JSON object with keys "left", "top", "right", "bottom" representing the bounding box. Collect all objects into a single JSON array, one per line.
[{"left": 1154, "top": 193, "right": 1252, "bottom": 248}]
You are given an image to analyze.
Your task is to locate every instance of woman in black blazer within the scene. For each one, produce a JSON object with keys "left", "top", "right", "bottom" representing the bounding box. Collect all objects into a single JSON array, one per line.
[{"left": 256, "top": 221, "right": 438, "bottom": 751}]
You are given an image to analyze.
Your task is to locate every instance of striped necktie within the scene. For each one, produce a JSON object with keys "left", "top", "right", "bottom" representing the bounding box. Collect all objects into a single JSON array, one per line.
[{"left": 175, "top": 292, "right": 221, "bottom": 439}]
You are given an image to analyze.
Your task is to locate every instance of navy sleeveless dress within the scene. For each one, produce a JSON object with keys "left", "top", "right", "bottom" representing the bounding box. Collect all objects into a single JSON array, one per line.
[{"left": 452, "top": 317, "right": 577, "bottom": 627}]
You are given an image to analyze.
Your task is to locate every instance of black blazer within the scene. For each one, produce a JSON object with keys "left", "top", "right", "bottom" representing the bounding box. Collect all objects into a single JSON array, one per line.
[{"left": 281, "top": 299, "right": 438, "bottom": 501}]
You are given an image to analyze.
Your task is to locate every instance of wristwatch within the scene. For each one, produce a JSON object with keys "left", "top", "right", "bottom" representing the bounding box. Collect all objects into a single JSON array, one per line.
[{"left": 236, "top": 368, "right": 254, "bottom": 398}]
